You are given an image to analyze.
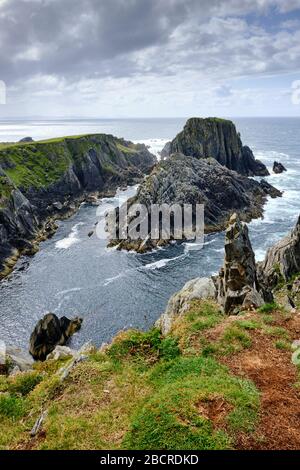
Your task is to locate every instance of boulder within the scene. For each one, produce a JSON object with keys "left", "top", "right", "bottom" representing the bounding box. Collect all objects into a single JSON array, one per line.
[
  {"left": 273, "top": 161, "right": 287, "bottom": 174},
  {"left": 46, "top": 345, "right": 76, "bottom": 361},
  {"left": 259, "top": 216, "right": 300, "bottom": 288},
  {"left": 156, "top": 277, "right": 217, "bottom": 335},
  {"left": 29, "top": 313, "right": 83, "bottom": 361},
  {"left": 162, "top": 117, "right": 269, "bottom": 176},
  {"left": 0, "top": 341, "right": 34, "bottom": 374},
  {"left": 216, "top": 214, "right": 264, "bottom": 313}
]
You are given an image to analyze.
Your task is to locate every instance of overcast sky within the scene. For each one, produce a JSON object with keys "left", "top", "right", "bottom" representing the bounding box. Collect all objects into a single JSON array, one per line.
[{"left": 1, "top": 0, "right": 300, "bottom": 117}]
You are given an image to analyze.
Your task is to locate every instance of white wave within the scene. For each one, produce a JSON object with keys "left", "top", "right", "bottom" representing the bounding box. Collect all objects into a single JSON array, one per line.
[
  {"left": 55, "top": 287, "right": 82, "bottom": 297},
  {"left": 142, "top": 254, "right": 185, "bottom": 270},
  {"left": 103, "top": 273, "right": 123, "bottom": 286},
  {"left": 133, "top": 138, "right": 169, "bottom": 159},
  {"left": 255, "top": 249, "right": 266, "bottom": 262},
  {"left": 55, "top": 222, "right": 84, "bottom": 249}
]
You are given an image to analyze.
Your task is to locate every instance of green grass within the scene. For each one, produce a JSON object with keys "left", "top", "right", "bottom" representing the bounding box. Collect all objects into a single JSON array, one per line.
[
  {"left": 0, "top": 133, "right": 144, "bottom": 192},
  {"left": 0, "top": 394, "right": 26, "bottom": 419},
  {"left": 123, "top": 356, "right": 259, "bottom": 450},
  {"left": 258, "top": 303, "right": 279, "bottom": 314},
  {"left": 275, "top": 340, "right": 291, "bottom": 351}
]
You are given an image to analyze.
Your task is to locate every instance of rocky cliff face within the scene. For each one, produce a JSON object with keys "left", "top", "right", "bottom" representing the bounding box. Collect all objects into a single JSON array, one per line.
[
  {"left": 258, "top": 216, "right": 300, "bottom": 288},
  {"left": 161, "top": 118, "right": 269, "bottom": 177},
  {"left": 0, "top": 134, "right": 156, "bottom": 277},
  {"left": 215, "top": 214, "right": 265, "bottom": 313},
  {"left": 112, "top": 153, "right": 281, "bottom": 252}
]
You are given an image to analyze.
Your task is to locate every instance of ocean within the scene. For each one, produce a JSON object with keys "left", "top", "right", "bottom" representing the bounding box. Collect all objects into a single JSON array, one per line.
[{"left": 0, "top": 117, "right": 299, "bottom": 349}]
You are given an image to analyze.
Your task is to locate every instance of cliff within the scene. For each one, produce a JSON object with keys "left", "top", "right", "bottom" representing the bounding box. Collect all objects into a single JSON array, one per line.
[
  {"left": 1, "top": 217, "right": 300, "bottom": 450},
  {"left": 111, "top": 153, "right": 281, "bottom": 252},
  {"left": 161, "top": 118, "right": 269, "bottom": 177},
  {"left": 0, "top": 134, "right": 156, "bottom": 277}
]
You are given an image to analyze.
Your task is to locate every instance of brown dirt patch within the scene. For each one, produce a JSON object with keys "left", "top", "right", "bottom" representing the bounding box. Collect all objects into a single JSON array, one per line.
[
  {"left": 220, "top": 312, "right": 300, "bottom": 450},
  {"left": 196, "top": 396, "right": 233, "bottom": 429}
]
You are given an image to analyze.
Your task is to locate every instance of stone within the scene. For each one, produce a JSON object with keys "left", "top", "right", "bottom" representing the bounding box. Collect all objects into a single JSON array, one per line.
[
  {"left": 161, "top": 117, "right": 269, "bottom": 176},
  {"left": 6, "top": 345, "right": 34, "bottom": 372},
  {"left": 273, "top": 161, "right": 287, "bottom": 174},
  {"left": 29, "top": 313, "right": 83, "bottom": 361},
  {"left": 46, "top": 345, "right": 76, "bottom": 361},
  {"left": 259, "top": 216, "right": 300, "bottom": 288},
  {"left": 110, "top": 153, "right": 280, "bottom": 252},
  {"left": 156, "top": 277, "right": 217, "bottom": 335},
  {"left": 19, "top": 137, "right": 34, "bottom": 143},
  {"left": 216, "top": 214, "right": 265, "bottom": 313},
  {"left": 52, "top": 201, "right": 63, "bottom": 211}
]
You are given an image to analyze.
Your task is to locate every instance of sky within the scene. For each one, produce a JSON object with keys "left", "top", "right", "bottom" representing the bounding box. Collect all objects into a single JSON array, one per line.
[{"left": 0, "top": 0, "right": 300, "bottom": 118}]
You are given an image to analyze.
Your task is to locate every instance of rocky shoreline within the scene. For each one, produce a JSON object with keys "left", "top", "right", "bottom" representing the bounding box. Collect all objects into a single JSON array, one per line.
[
  {"left": 109, "top": 118, "right": 281, "bottom": 253},
  {"left": 0, "top": 134, "right": 156, "bottom": 279}
]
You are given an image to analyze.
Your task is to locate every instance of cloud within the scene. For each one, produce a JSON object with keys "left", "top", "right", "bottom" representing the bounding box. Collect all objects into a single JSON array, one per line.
[{"left": 0, "top": 0, "right": 300, "bottom": 116}]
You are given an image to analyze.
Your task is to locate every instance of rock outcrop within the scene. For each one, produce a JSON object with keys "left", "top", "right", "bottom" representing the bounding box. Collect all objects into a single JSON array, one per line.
[
  {"left": 0, "top": 134, "right": 156, "bottom": 277},
  {"left": 273, "top": 161, "right": 287, "bottom": 174},
  {"left": 111, "top": 153, "right": 281, "bottom": 252},
  {"left": 29, "top": 313, "right": 83, "bottom": 361},
  {"left": 161, "top": 118, "right": 269, "bottom": 176},
  {"left": 19, "top": 137, "right": 34, "bottom": 143},
  {"left": 156, "top": 278, "right": 217, "bottom": 335},
  {"left": 156, "top": 214, "right": 271, "bottom": 333},
  {"left": 258, "top": 216, "right": 300, "bottom": 288},
  {"left": 0, "top": 342, "right": 34, "bottom": 375},
  {"left": 215, "top": 214, "right": 264, "bottom": 313}
]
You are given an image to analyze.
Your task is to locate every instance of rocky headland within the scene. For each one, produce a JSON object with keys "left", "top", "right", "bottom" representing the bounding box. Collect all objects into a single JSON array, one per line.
[
  {"left": 161, "top": 117, "right": 269, "bottom": 176},
  {"left": 111, "top": 153, "right": 281, "bottom": 252},
  {"left": 0, "top": 134, "right": 156, "bottom": 278}
]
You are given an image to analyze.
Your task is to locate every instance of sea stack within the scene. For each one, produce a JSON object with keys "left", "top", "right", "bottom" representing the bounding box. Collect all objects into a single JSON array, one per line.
[{"left": 161, "top": 117, "right": 269, "bottom": 177}]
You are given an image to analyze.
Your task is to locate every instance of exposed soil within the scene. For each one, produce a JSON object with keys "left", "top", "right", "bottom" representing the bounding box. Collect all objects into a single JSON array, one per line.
[{"left": 220, "top": 312, "right": 300, "bottom": 450}]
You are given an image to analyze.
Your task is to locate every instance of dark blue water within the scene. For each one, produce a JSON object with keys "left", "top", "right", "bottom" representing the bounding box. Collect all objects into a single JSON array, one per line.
[{"left": 0, "top": 117, "right": 299, "bottom": 349}]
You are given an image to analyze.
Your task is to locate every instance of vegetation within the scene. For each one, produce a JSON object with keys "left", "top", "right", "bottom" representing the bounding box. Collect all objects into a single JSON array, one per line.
[
  {"left": 0, "top": 298, "right": 297, "bottom": 450},
  {"left": 0, "top": 134, "right": 143, "bottom": 191}
]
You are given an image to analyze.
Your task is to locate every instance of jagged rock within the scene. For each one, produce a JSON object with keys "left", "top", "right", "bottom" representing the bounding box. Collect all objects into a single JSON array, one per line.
[
  {"left": 29, "top": 313, "right": 83, "bottom": 361},
  {"left": 46, "top": 345, "right": 76, "bottom": 361},
  {"left": 162, "top": 118, "right": 269, "bottom": 176},
  {"left": 259, "top": 179, "right": 283, "bottom": 198},
  {"left": 0, "top": 134, "right": 156, "bottom": 278},
  {"left": 0, "top": 343, "right": 34, "bottom": 374},
  {"left": 52, "top": 201, "right": 63, "bottom": 211},
  {"left": 273, "top": 161, "right": 287, "bottom": 174},
  {"left": 259, "top": 216, "right": 300, "bottom": 288},
  {"left": 111, "top": 154, "right": 280, "bottom": 252},
  {"left": 159, "top": 141, "right": 171, "bottom": 160},
  {"left": 216, "top": 214, "right": 264, "bottom": 313},
  {"left": 19, "top": 137, "right": 34, "bottom": 143},
  {"left": 156, "top": 277, "right": 217, "bottom": 335}
]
